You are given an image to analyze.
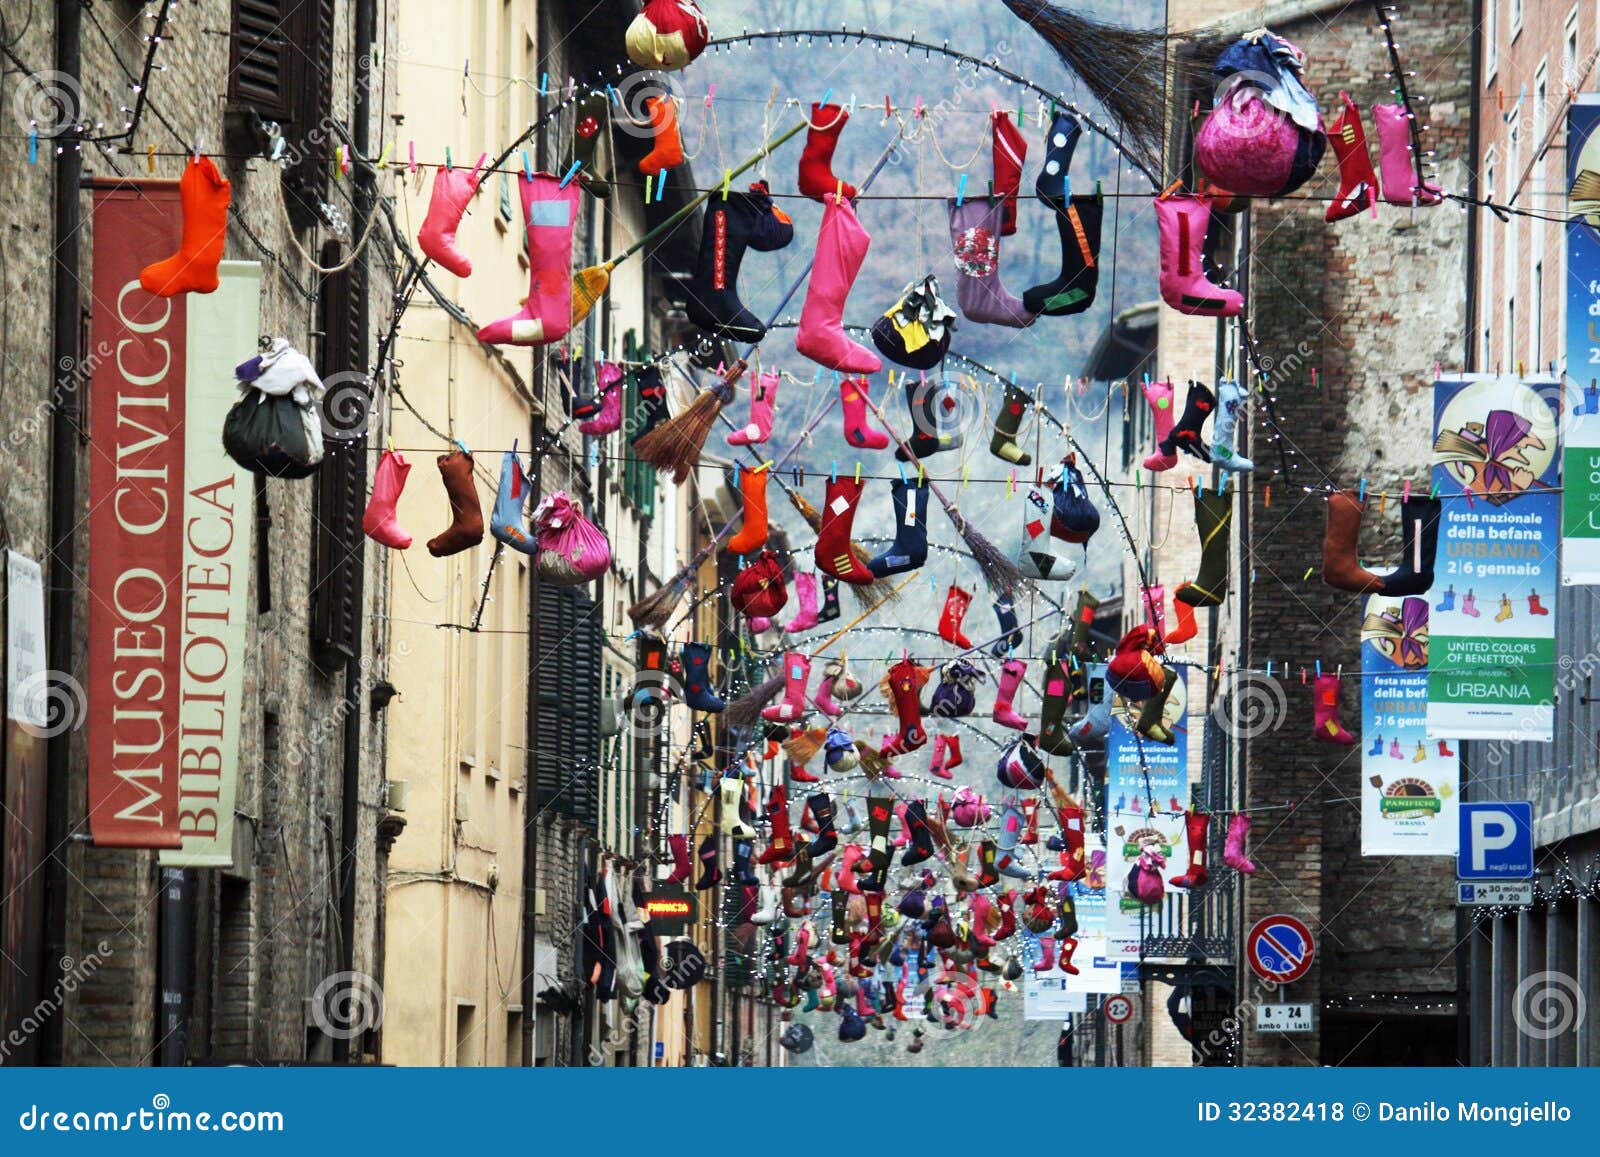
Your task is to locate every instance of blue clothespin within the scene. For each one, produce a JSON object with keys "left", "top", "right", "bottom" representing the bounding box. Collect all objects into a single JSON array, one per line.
[
  {"left": 455, "top": 438, "right": 470, "bottom": 455},
  {"left": 831, "top": 460, "right": 838, "bottom": 483},
  {"left": 1315, "top": 659, "right": 1323, "bottom": 678},
  {"left": 28, "top": 130, "right": 37, "bottom": 165},
  {"left": 820, "top": 88, "right": 834, "bottom": 107},
  {"left": 896, "top": 461, "right": 907, "bottom": 485},
  {"left": 1266, "top": 660, "right": 1273, "bottom": 678},
  {"left": 955, "top": 174, "right": 967, "bottom": 206},
  {"left": 606, "top": 83, "right": 619, "bottom": 104},
  {"left": 734, "top": 462, "right": 741, "bottom": 486},
  {"left": 655, "top": 170, "right": 666, "bottom": 200},
  {"left": 559, "top": 160, "right": 582, "bottom": 188},
  {"left": 522, "top": 151, "right": 533, "bottom": 181},
  {"left": 540, "top": 72, "right": 549, "bottom": 96},
  {"left": 445, "top": 146, "right": 453, "bottom": 170}
]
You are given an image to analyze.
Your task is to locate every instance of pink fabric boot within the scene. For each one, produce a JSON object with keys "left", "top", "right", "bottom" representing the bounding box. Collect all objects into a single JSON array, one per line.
[
  {"left": 784, "top": 572, "right": 821, "bottom": 632},
  {"left": 1155, "top": 194, "right": 1242, "bottom": 317},
  {"left": 928, "top": 734, "right": 954, "bottom": 780},
  {"left": 727, "top": 369, "right": 779, "bottom": 446},
  {"left": 761, "top": 652, "right": 813, "bottom": 722},
  {"left": 664, "top": 833, "right": 692, "bottom": 884},
  {"left": 948, "top": 196, "right": 1036, "bottom": 328},
  {"left": 1373, "top": 103, "right": 1442, "bottom": 206},
  {"left": 794, "top": 193, "right": 882, "bottom": 373},
  {"left": 992, "top": 659, "right": 1028, "bottom": 730},
  {"left": 417, "top": 158, "right": 483, "bottom": 277},
  {"left": 1141, "top": 379, "right": 1178, "bottom": 470},
  {"left": 1223, "top": 813, "right": 1257, "bottom": 874},
  {"left": 839, "top": 375, "right": 890, "bottom": 450},
  {"left": 811, "top": 671, "right": 843, "bottom": 718},
  {"left": 577, "top": 361, "right": 624, "bottom": 436},
  {"left": 476, "top": 172, "right": 582, "bottom": 346},
  {"left": 362, "top": 449, "right": 413, "bottom": 549}
]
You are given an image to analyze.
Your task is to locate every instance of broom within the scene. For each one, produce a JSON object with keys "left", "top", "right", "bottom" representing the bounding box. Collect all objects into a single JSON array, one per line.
[
  {"left": 571, "top": 119, "right": 809, "bottom": 324},
  {"left": 782, "top": 727, "right": 828, "bottom": 766}
]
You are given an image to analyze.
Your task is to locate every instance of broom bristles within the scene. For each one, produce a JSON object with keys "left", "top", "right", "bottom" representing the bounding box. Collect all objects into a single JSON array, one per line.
[
  {"left": 630, "top": 390, "right": 724, "bottom": 484},
  {"left": 782, "top": 727, "right": 827, "bottom": 766},
  {"left": 948, "top": 505, "right": 1028, "bottom": 600},
  {"left": 628, "top": 570, "right": 691, "bottom": 627},
  {"left": 570, "top": 263, "right": 614, "bottom": 325},
  {"left": 855, "top": 741, "right": 889, "bottom": 779},
  {"left": 725, "top": 671, "right": 786, "bottom": 730}
]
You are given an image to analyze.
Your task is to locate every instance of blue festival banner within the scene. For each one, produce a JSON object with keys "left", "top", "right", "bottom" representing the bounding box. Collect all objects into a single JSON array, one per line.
[
  {"left": 1103, "top": 684, "right": 1189, "bottom": 958},
  {"left": 1563, "top": 99, "right": 1600, "bottom": 583},
  {"left": 1427, "top": 376, "right": 1560, "bottom": 741},
  {"left": 1359, "top": 593, "right": 1458, "bottom": 855}
]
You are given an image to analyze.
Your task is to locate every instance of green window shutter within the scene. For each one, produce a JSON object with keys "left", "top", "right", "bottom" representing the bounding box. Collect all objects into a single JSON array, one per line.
[{"left": 623, "top": 369, "right": 656, "bottom": 517}]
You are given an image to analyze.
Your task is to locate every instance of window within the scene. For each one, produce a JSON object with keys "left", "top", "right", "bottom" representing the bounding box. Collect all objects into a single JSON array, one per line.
[
  {"left": 227, "top": 1, "right": 335, "bottom": 219},
  {"left": 1566, "top": 6, "right": 1580, "bottom": 87},
  {"left": 505, "top": 1010, "right": 524, "bottom": 1066},
  {"left": 454, "top": 1002, "right": 479, "bottom": 1066},
  {"left": 1510, "top": 0, "right": 1523, "bottom": 39},
  {"left": 1533, "top": 261, "right": 1543, "bottom": 368},
  {"left": 1485, "top": 1, "right": 1499, "bottom": 81}
]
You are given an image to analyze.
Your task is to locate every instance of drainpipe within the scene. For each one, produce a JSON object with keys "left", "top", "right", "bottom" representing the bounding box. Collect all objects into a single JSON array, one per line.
[
  {"left": 333, "top": 0, "right": 378, "bottom": 1064},
  {"left": 42, "top": 0, "right": 83, "bottom": 1068}
]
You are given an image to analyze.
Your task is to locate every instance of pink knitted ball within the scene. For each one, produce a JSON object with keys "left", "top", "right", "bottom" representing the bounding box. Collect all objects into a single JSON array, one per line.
[{"left": 1194, "top": 86, "right": 1299, "bottom": 197}]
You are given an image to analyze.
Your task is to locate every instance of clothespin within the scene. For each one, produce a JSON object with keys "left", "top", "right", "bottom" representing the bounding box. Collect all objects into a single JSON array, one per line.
[
  {"left": 961, "top": 464, "right": 969, "bottom": 489},
  {"left": 1336, "top": 664, "right": 1343, "bottom": 681},
  {"left": 835, "top": 178, "right": 843, "bottom": 201},
  {"left": 914, "top": 95, "right": 924, "bottom": 119},
  {"left": 917, "top": 462, "right": 925, "bottom": 485},
  {"left": 1358, "top": 478, "right": 1367, "bottom": 501},
  {"left": 408, "top": 140, "right": 417, "bottom": 173},
  {"left": 848, "top": 94, "right": 857, "bottom": 113},
  {"left": 1434, "top": 360, "right": 1442, "bottom": 380},
  {"left": 656, "top": 170, "right": 666, "bottom": 200},
  {"left": 1264, "top": 483, "right": 1271, "bottom": 508},
  {"left": 1316, "top": 660, "right": 1323, "bottom": 678},
  {"left": 445, "top": 146, "right": 453, "bottom": 170},
  {"left": 1430, "top": 478, "right": 1440, "bottom": 499},
  {"left": 705, "top": 83, "right": 716, "bottom": 109},
  {"left": 1301, "top": 667, "right": 1307, "bottom": 685},
  {"left": 885, "top": 94, "right": 893, "bottom": 119},
  {"left": 376, "top": 142, "right": 391, "bottom": 168},
  {"left": 194, "top": 137, "right": 202, "bottom": 161},
  {"left": 644, "top": 174, "right": 653, "bottom": 202},
  {"left": 821, "top": 88, "right": 834, "bottom": 107},
  {"left": 1266, "top": 660, "right": 1273, "bottom": 678},
  {"left": 522, "top": 151, "right": 533, "bottom": 180},
  {"left": 1303, "top": 566, "right": 1315, "bottom": 580},
  {"left": 455, "top": 438, "right": 470, "bottom": 455},
  {"left": 955, "top": 174, "right": 967, "bottom": 206},
  {"left": 854, "top": 462, "right": 862, "bottom": 483},
  {"left": 721, "top": 169, "right": 731, "bottom": 199},
  {"left": 606, "top": 83, "right": 619, "bottom": 104},
  {"left": 831, "top": 460, "right": 838, "bottom": 483},
  {"left": 559, "top": 160, "right": 582, "bottom": 188},
  {"left": 1008, "top": 469, "right": 1016, "bottom": 497},
  {"left": 896, "top": 461, "right": 907, "bottom": 485},
  {"left": 540, "top": 72, "right": 549, "bottom": 96},
  {"left": 146, "top": 143, "right": 154, "bottom": 173},
  {"left": 1379, "top": 490, "right": 1388, "bottom": 513},
  {"left": 1311, "top": 368, "right": 1318, "bottom": 390}
]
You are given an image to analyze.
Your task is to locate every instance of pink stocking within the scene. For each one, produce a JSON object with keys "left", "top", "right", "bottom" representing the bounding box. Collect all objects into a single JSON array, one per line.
[
  {"left": 477, "top": 173, "right": 581, "bottom": 346},
  {"left": 417, "top": 157, "right": 484, "bottom": 277},
  {"left": 363, "top": 449, "right": 413, "bottom": 549}
]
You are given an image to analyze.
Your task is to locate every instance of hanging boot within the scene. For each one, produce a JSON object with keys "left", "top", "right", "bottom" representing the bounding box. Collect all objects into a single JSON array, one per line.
[
  {"left": 694, "top": 835, "right": 721, "bottom": 890},
  {"left": 928, "top": 734, "right": 953, "bottom": 779},
  {"left": 797, "top": 103, "right": 857, "bottom": 201},
  {"left": 477, "top": 173, "right": 582, "bottom": 346},
  {"left": 761, "top": 652, "right": 813, "bottom": 722},
  {"left": 727, "top": 369, "right": 779, "bottom": 446},
  {"left": 720, "top": 776, "right": 757, "bottom": 838},
  {"left": 804, "top": 793, "right": 839, "bottom": 858},
  {"left": 1312, "top": 673, "right": 1356, "bottom": 745},
  {"left": 1168, "top": 810, "right": 1211, "bottom": 889},
  {"left": 733, "top": 838, "right": 760, "bottom": 886},
  {"left": 1068, "top": 663, "right": 1113, "bottom": 746},
  {"left": 1157, "top": 381, "right": 1216, "bottom": 465},
  {"left": 683, "top": 192, "right": 771, "bottom": 342},
  {"left": 1439, "top": 739, "right": 1456, "bottom": 757},
  {"left": 785, "top": 572, "right": 821, "bottom": 633},
  {"left": 726, "top": 465, "right": 770, "bottom": 555},
  {"left": 1414, "top": 741, "right": 1428, "bottom": 762},
  {"left": 664, "top": 833, "right": 692, "bottom": 884},
  {"left": 1369, "top": 733, "right": 1385, "bottom": 756},
  {"left": 901, "top": 801, "right": 937, "bottom": 867},
  {"left": 1016, "top": 491, "right": 1076, "bottom": 580},
  {"left": 1135, "top": 666, "right": 1180, "bottom": 744},
  {"left": 1155, "top": 193, "right": 1242, "bottom": 317},
  {"left": 896, "top": 373, "right": 963, "bottom": 461},
  {"left": 839, "top": 375, "right": 890, "bottom": 449},
  {"left": 412, "top": 160, "right": 480, "bottom": 279},
  {"left": 1035, "top": 110, "right": 1082, "bottom": 199},
  {"left": 938, "top": 585, "right": 975, "bottom": 648},
  {"left": 1321, "top": 489, "right": 1382, "bottom": 594},
  {"left": 757, "top": 785, "right": 796, "bottom": 865},
  {"left": 638, "top": 94, "right": 684, "bottom": 176},
  {"left": 812, "top": 663, "right": 843, "bottom": 718},
  {"left": 1496, "top": 595, "right": 1514, "bottom": 622},
  {"left": 1373, "top": 102, "right": 1442, "bottom": 206},
  {"left": 1389, "top": 738, "right": 1404, "bottom": 760},
  {"left": 1210, "top": 378, "right": 1255, "bottom": 473},
  {"left": 1222, "top": 813, "right": 1257, "bottom": 874},
  {"left": 814, "top": 476, "right": 875, "bottom": 586},
  {"left": 1024, "top": 191, "right": 1102, "bottom": 316},
  {"left": 1175, "top": 490, "right": 1233, "bottom": 607},
  {"left": 880, "top": 657, "right": 928, "bottom": 757},
  {"left": 861, "top": 797, "right": 895, "bottom": 892},
  {"left": 576, "top": 361, "right": 625, "bottom": 436},
  {"left": 629, "top": 365, "right": 670, "bottom": 446},
  {"left": 1032, "top": 937, "right": 1056, "bottom": 973},
  {"left": 1378, "top": 497, "right": 1441, "bottom": 596},
  {"left": 1529, "top": 592, "right": 1550, "bottom": 615},
  {"left": 991, "top": 110, "right": 1027, "bottom": 235},
  {"left": 1436, "top": 585, "right": 1456, "bottom": 612},
  {"left": 362, "top": 450, "right": 413, "bottom": 549},
  {"left": 1056, "top": 937, "right": 1080, "bottom": 976},
  {"left": 818, "top": 574, "right": 841, "bottom": 622},
  {"left": 140, "top": 155, "right": 233, "bottom": 296},
  {"left": 992, "top": 659, "right": 1029, "bottom": 731},
  {"left": 949, "top": 196, "right": 1036, "bottom": 328},
  {"left": 795, "top": 193, "right": 882, "bottom": 373},
  {"left": 867, "top": 480, "right": 930, "bottom": 578},
  {"left": 1038, "top": 658, "right": 1076, "bottom": 755},
  {"left": 1462, "top": 590, "right": 1481, "bottom": 617},
  {"left": 991, "top": 598, "right": 1024, "bottom": 656},
  {"left": 567, "top": 92, "right": 612, "bottom": 199},
  {"left": 680, "top": 641, "right": 726, "bottom": 712},
  {"left": 1325, "top": 92, "right": 1378, "bottom": 221},
  {"left": 1141, "top": 378, "right": 1179, "bottom": 471},
  {"left": 1165, "top": 598, "right": 1198, "bottom": 646},
  {"left": 426, "top": 449, "right": 485, "bottom": 557},
  {"left": 990, "top": 382, "right": 1035, "bottom": 465},
  {"left": 836, "top": 844, "right": 868, "bottom": 895}
]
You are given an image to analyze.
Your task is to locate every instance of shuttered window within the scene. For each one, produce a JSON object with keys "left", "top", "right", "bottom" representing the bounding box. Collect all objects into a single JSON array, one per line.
[
  {"left": 227, "top": 1, "right": 335, "bottom": 215},
  {"left": 532, "top": 585, "right": 602, "bottom": 829},
  {"left": 621, "top": 369, "right": 657, "bottom": 519}
]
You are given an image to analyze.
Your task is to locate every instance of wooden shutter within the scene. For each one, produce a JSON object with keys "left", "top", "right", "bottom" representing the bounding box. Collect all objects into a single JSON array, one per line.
[
  {"left": 227, "top": 0, "right": 300, "bottom": 120},
  {"left": 532, "top": 586, "right": 601, "bottom": 829},
  {"left": 309, "top": 242, "right": 369, "bottom": 658},
  {"left": 622, "top": 370, "right": 657, "bottom": 518}
]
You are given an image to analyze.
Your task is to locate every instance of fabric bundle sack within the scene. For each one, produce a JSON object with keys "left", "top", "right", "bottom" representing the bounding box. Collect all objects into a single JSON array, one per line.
[
  {"left": 996, "top": 735, "right": 1046, "bottom": 790},
  {"left": 1194, "top": 30, "right": 1325, "bottom": 197},
  {"left": 222, "top": 337, "right": 327, "bottom": 479},
  {"left": 871, "top": 275, "right": 957, "bottom": 370},
  {"left": 1050, "top": 457, "right": 1100, "bottom": 543},
  {"left": 531, "top": 490, "right": 611, "bottom": 586},
  {"left": 928, "top": 659, "right": 984, "bottom": 718},
  {"left": 730, "top": 551, "right": 788, "bottom": 620},
  {"left": 1106, "top": 624, "right": 1165, "bottom": 701},
  {"left": 1127, "top": 845, "right": 1167, "bottom": 906}
]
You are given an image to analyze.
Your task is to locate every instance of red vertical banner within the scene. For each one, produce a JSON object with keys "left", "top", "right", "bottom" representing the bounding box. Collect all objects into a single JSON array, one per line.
[{"left": 87, "top": 183, "right": 187, "bottom": 849}]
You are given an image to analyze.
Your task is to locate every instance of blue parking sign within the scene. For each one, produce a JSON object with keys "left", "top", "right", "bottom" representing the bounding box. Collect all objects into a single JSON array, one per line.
[{"left": 1457, "top": 802, "right": 1534, "bottom": 879}]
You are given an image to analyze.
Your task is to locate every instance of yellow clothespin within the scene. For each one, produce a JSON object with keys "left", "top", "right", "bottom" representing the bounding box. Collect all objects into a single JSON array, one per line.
[
  {"left": 146, "top": 144, "right": 155, "bottom": 173},
  {"left": 721, "top": 169, "right": 731, "bottom": 200},
  {"left": 961, "top": 464, "right": 969, "bottom": 489},
  {"left": 854, "top": 462, "right": 862, "bottom": 483}
]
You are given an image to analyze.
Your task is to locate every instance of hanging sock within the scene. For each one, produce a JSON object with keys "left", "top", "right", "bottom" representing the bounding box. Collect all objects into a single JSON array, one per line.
[
  {"left": 1037, "top": 658, "right": 1076, "bottom": 755},
  {"left": 804, "top": 793, "right": 839, "bottom": 858},
  {"left": 684, "top": 193, "right": 773, "bottom": 342},
  {"left": 1164, "top": 597, "right": 1198, "bottom": 645},
  {"left": 638, "top": 94, "right": 684, "bottom": 176},
  {"left": 1388, "top": 738, "right": 1404, "bottom": 760},
  {"left": 1015, "top": 495, "right": 1076, "bottom": 580},
  {"left": 817, "top": 573, "right": 841, "bottom": 622},
  {"left": 414, "top": 161, "right": 481, "bottom": 279},
  {"left": 1377, "top": 497, "right": 1441, "bottom": 596},
  {"left": 812, "top": 664, "right": 843, "bottom": 717},
  {"left": 477, "top": 173, "right": 581, "bottom": 345},
  {"left": 727, "top": 369, "right": 779, "bottom": 446},
  {"left": 1068, "top": 663, "right": 1113, "bottom": 746},
  {"left": 1438, "top": 739, "right": 1456, "bottom": 758},
  {"left": 991, "top": 110, "right": 1028, "bottom": 235},
  {"left": 1032, "top": 936, "right": 1057, "bottom": 973},
  {"left": 1035, "top": 110, "right": 1082, "bottom": 200},
  {"left": 938, "top": 585, "right": 975, "bottom": 648},
  {"left": 867, "top": 480, "right": 930, "bottom": 578},
  {"left": 1070, "top": 589, "right": 1101, "bottom": 655},
  {"left": 681, "top": 641, "right": 726, "bottom": 712},
  {"left": 629, "top": 364, "right": 670, "bottom": 445},
  {"left": 992, "top": 659, "right": 1029, "bottom": 730},
  {"left": 861, "top": 797, "right": 895, "bottom": 891},
  {"left": 839, "top": 375, "right": 891, "bottom": 450},
  {"left": 1140, "top": 378, "right": 1179, "bottom": 471},
  {"left": 567, "top": 92, "right": 612, "bottom": 198},
  {"left": 576, "top": 361, "right": 625, "bottom": 436},
  {"left": 797, "top": 103, "right": 858, "bottom": 201},
  {"left": 1529, "top": 592, "right": 1550, "bottom": 615},
  {"left": 991, "top": 598, "right": 1023, "bottom": 656},
  {"left": 725, "top": 465, "right": 770, "bottom": 555},
  {"left": 901, "top": 801, "right": 937, "bottom": 867},
  {"left": 795, "top": 194, "right": 882, "bottom": 373},
  {"left": 881, "top": 657, "right": 929, "bottom": 757},
  {"left": 1168, "top": 811, "right": 1211, "bottom": 889},
  {"left": 426, "top": 449, "right": 485, "bottom": 557},
  {"left": 664, "top": 833, "right": 693, "bottom": 884},
  {"left": 1373, "top": 102, "right": 1442, "bottom": 206},
  {"left": 1322, "top": 489, "right": 1382, "bottom": 593},
  {"left": 814, "top": 476, "right": 875, "bottom": 585},
  {"left": 948, "top": 197, "right": 1037, "bottom": 328},
  {"left": 1368, "top": 733, "right": 1384, "bottom": 756},
  {"left": 491, "top": 449, "right": 536, "bottom": 551},
  {"left": 1435, "top": 585, "right": 1455, "bottom": 612},
  {"left": 359, "top": 450, "right": 412, "bottom": 549},
  {"left": 990, "top": 381, "right": 1035, "bottom": 465},
  {"left": 1461, "top": 590, "right": 1481, "bottom": 617},
  {"left": 140, "top": 156, "right": 232, "bottom": 296},
  {"left": 1495, "top": 596, "right": 1514, "bottom": 622},
  {"left": 1174, "top": 490, "right": 1233, "bottom": 607},
  {"left": 1210, "top": 379, "right": 1255, "bottom": 473},
  {"left": 1155, "top": 194, "right": 1242, "bottom": 317},
  {"left": 1135, "top": 666, "right": 1180, "bottom": 744},
  {"left": 1312, "top": 673, "right": 1356, "bottom": 745},
  {"left": 1222, "top": 814, "right": 1257, "bottom": 874},
  {"left": 756, "top": 785, "right": 797, "bottom": 866},
  {"left": 721, "top": 776, "right": 757, "bottom": 838},
  {"left": 784, "top": 573, "right": 821, "bottom": 632},
  {"left": 928, "top": 734, "right": 953, "bottom": 779},
  {"left": 1413, "top": 741, "right": 1428, "bottom": 762},
  {"left": 896, "top": 374, "right": 963, "bottom": 461},
  {"left": 1325, "top": 92, "right": 1378, "bottom": 222},
  {"left": 761, "top": 651, "right": 813, "bottom": 722},
  {"left": 694, "top": 835, "right": 721, "bottom": 890},
  {"left": 1024, "top": 192, "right": 1102, "bottom": 316},
  {"left": 1158, "top": 381, "right": 1216, "bottom": 465}
]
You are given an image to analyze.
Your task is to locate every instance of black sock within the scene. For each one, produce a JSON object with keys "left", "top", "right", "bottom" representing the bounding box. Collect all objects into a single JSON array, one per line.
[
  {"left": 1035, "top": 112, "right": 1082, "bottom": 199},
  {"left": 862, "top": 797, "right": 894, "bottom": 890},
  {"left": 807, "top": 793, "right": 838, "bottom": 858},
  {"left": 867, "top": 481, "right": 931, "bottom": 578},
  {"left": 1024, "top": 192, "right": 1101, "bottom": 316},
  {"left": 630, "top": 365, "right": 669, "bottom": 445},
  {"left": 991, "top": 598, "right": 1023, "bottom": 657},
  {"left": 895, "top": 375, "right": 963, "bottom": 462},
  {"left": 682, "top": 193, "right": 771, "bottom": 342},
  {"left": 694, "top": 835, "right": 720, "bottom": 890},
  {"left": 902, "top": 801, "right": 936, "bottom": 866},
  {"left": 733, "top": 838, "right": 759, "bottom": 885},
  {"left": 1379, "top": 497, "right": 1442, "bottom": 596},
  {"left": 817, "top": 574, "right": 841, "bottom": 622},
  {"left": 1160, "top": 381, "right": 1215, "bottom": 461},
  {"left": 977, "top": 840, "right": 999, "bottom": 887},
  {"left": 1038, "top": 658, "right": 1076, "bottom": 755},
  {"left": 1175, "top": 491, "right": 1233, "bottom": 607},
  {"left": 831, "top": 889, "right": 852, "bottom": 944}
]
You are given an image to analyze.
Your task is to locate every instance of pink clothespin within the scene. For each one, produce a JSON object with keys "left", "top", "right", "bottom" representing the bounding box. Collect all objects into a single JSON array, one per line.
[
  {"left": 705, "top": 83, "right": 716, "bottom": 109},
  {"left": 1402, "top": 480, "right": 1412, "bottom": 503},
  {"left": 408, "top": 140, "right": 416, "bottom": 173},
  {"left": 914, "top": 95, "right": 923, "bottom": 119}
]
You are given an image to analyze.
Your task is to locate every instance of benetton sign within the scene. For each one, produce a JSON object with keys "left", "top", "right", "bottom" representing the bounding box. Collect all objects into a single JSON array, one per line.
[{"left": 88, "top": 182, "right": 256, "bottom": 863}]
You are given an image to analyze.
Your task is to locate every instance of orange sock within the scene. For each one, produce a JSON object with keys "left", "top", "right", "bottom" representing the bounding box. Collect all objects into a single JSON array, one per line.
[
  {"left": 726, "top": 466, "right": 770, "bottom": 554},
  {"left": 140, "top": 156, "right": 232, "bottom": 297},
  {"left": 1165, "top": 597, "right": 1198, "bottom": 644},
  {"left": 638, "top": 95, "right": 684, "bottom": 177}
]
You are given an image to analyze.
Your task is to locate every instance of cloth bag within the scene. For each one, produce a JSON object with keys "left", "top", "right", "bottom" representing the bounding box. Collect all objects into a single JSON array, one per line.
[
  {"left": 730, "top": 551, "right": 788, "bottom": 620},
  {"left": 531, "top": 491, "right": 611, "bottom": 586},
  {"left": 222, "top": 337, "right": 326, "bottom": 478}
]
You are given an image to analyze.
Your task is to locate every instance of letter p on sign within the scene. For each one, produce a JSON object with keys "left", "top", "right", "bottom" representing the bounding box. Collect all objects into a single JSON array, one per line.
[{"left": 1457, "top": 801, "right": 1534, "bottom": 879}]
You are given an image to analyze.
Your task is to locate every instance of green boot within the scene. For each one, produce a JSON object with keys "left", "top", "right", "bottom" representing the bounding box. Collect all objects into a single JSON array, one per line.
[{"left": 1174, "top": 490, "right": 1233, "bottom": 607}]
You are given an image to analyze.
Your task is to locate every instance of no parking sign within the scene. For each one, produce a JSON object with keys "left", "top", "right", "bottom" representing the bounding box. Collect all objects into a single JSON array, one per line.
[{"left": 1246, "top": 914, "right": 1315, "bottom": 984}]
